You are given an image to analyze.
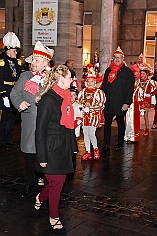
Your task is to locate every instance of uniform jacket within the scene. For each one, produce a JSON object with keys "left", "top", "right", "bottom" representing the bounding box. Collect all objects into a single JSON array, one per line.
[
  {"left": 35, "top": 89, "right": 78, "bottom": 175},
  {"left": 78, "top": 87, "right": 106, "bottom": 127},
  {"left": 0, "top": 54, "right": 21, "bottom": 110},
  {"left": 102, "top": 64, "right": 135, "bottom": 116},
  {"left": 10, "top": 71, "right": 39, "bottom": 153}
]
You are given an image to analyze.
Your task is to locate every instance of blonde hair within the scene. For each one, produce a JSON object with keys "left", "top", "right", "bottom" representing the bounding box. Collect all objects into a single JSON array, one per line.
[{"left": 36, "top": 64, "right": 69, "bottom": 102}]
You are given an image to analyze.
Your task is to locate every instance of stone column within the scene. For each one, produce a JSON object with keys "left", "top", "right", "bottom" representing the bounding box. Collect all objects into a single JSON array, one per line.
[
  {"left": 112, "top": 3, "right": 120, "bottom": 56},
  {"left": 99, "top": 0, "right": 114, "bottom": 74},
  {"left": 23, "top": 0, "right": 33, "bottom": 56}
]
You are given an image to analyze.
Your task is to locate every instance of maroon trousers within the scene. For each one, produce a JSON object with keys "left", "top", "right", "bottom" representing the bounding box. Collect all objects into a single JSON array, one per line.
[{"left": 39, "top": 174, "right": 66, "bottom": 218}]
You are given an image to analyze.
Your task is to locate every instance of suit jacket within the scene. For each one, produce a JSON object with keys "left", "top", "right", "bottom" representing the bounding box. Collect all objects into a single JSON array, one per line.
[
  {"left": 10, "top": 71, "right": 38, "bottom": 153},
  {"left": 35, "top": 89, "right": 78, "bottom": 174},
  {"left": 102, "top": 64, "right": 135, "bottom": 116}
]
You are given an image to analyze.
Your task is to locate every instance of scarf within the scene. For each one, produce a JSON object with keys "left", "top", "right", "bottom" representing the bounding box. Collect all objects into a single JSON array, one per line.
[
  {"left": 24, "top": 71, "right": 45, "bottom": 96},
  {"left": 108, "top": 61, "right": 124, "bottom": 83},
  {"left": 32, "top": 71, "right": 45, "bottom": 78},
  {"left": 52, "top": 84, "right": 74, "bottom": 129}
]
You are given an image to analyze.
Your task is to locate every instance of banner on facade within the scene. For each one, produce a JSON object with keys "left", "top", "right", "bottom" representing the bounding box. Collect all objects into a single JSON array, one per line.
[{"left": 32, "top": 0, "right": 58, "bottom": 46}]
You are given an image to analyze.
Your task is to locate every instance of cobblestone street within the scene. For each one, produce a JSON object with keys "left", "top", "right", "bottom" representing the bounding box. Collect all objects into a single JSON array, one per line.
[{"left": 0, "top": 110, "right": 157, "bottom": 236}]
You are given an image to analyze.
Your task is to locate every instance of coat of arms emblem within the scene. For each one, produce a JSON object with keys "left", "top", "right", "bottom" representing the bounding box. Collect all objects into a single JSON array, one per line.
[{"left": 35, "top": 7, "right": 55, "bottom": 26}]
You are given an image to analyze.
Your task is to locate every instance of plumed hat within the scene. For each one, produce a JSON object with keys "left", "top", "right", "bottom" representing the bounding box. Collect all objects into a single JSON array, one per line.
[
  {"left": 82, "top": 67, "right": 96, "bottom": 88},
  {"left": 86, "top": 63, "right": 93, "bottom": 72},
  {"left": 33, "top": 41, "right": 54, "bottom": 61},
  {"left": 138, "top": 53, "right": 143, "bottom": 59},
  {"left": 3, "top": 32, "right": 20, "bottom": 51},
  {"left": 114, "top": 46, "right": 124, "bottom": 57},
  {"left": 139, "top": 63, "right": 151, "bottom": 73},
  {"left": 86, "top": 67, "right": 96, "bottom": 80}
]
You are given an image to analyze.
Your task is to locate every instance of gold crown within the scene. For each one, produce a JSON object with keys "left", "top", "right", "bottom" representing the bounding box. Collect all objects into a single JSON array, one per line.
[{"left": 41, "top": 8, "right": 49, "bottom": 14}]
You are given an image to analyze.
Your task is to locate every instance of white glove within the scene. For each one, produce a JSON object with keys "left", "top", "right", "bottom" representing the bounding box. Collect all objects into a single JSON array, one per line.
[
  {"left": 144, "top": 93, "right": 150, "bottom": 98},
  {"left": 3, "top": 97, "right": 10, "bottom": 108},
  {"left": 84, "top": 107, "right": 89, "bottom": 113}
]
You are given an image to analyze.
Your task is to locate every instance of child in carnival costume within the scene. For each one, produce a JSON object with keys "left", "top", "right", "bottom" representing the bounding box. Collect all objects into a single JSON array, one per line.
[
  {"left": 78, "top": 68, "right": 106, "bottom": 161},
  {"left": 124, "top": 54, "right": 144, "bottom": 144},
  {"left": 138, "top": 63, "right": 157, "bottom": 136},
  {"left": 125, "top": 62, "right": 157, "bottom": 142}
]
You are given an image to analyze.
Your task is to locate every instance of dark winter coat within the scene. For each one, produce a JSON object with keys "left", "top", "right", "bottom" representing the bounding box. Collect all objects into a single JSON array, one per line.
[
  {"left": 35, "top": 89, "right": 78, "bottom": 175},
  {"left": 102, "top": 64, "right": 135, "bottom": 116}
]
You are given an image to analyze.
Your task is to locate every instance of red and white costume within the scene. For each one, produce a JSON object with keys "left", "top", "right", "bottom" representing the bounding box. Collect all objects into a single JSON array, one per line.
[
  {"left": 125, "top": 63, "right": 157, "bottom": 142},
  {"left": 78, "top": 77, "right": 106, "bottom": 160},
  {"left": 78, "top": 87, "right": 105, "bottom": 128},
  {"left": 139, "top": 78, "right": 157, "bottom": 111},
  {"left": 124, "top": 86, "right": 140, "bottom": 142}
]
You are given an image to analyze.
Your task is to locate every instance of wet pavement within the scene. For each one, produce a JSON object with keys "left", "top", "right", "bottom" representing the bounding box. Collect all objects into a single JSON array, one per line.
[{"left": 0, "top": 109, "right": 157, "bottom": 236}]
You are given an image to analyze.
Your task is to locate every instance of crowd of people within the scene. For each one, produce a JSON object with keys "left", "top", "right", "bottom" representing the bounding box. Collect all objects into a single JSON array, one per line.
[{"left": 1, "top": 31, "right": 157, "bottom": 235}]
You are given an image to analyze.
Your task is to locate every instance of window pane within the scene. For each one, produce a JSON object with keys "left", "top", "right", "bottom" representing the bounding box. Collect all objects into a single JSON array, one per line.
[
  {"left": 145, "top": 41, "right": 155, "bottom": 56},
  {"left": 83, "top": 40, "right": 91, "bottom": 66},
  {"left": 147, "top": 13, "right": 157, "bottom": 25},
  {"left": 145, "top": 57, "right": 155, "bottom": 66},
  {"left": 83, "top": 40, "right": 91, "bottom": 53},
  {"left": 0, "top": 9, "right": 5, "bottom": 34},
  {"left": 0, "top": 9, "right": 5, "bottom": 22},
  {"left": 84, "top": 26, "right": 91, "bottom": 40},
  {"left": 146, "top": 26, "right": 156, "bottom": 40},
  {"left": 0, "top": 38, "right": 3, "bottom": 48}
]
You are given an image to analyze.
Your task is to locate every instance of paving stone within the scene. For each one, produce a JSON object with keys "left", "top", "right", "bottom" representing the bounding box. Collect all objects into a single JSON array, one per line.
[{"left": 0, "top": 111, "right": 157, "bottom": 235}]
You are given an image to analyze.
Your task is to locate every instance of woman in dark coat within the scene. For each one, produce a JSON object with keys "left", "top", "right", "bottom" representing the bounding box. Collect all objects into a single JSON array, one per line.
[{"left": 34, "top": 65, "right": 78, "bottom": 234}]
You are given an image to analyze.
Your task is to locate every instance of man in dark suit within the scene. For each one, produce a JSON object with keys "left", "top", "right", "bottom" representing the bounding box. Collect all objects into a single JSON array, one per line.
[
  {"left": 0, "top": 32, "right": 21, "bottom": 150},
  {"left": 101, "top": 46, "right": 135, "bottom": 152}
]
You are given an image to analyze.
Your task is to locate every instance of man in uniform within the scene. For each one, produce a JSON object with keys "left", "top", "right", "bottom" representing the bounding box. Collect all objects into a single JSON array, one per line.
[
  {"left": 0, "top": 32, "right": 21, "bottom": 150},
  {"left": 10, "top": 41, "right": 54, "bottom": 197}
]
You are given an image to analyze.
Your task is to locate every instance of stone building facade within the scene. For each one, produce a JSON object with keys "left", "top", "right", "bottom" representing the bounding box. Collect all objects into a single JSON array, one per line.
[
  {"left": 3, "top": 0, "right": 157, "bottom": 81},
  {"left": 5, "top": 0, "right": 84, "bottom": 80},
  {"left": 84, "top": 0, "right": 157, "bottom": 73}
]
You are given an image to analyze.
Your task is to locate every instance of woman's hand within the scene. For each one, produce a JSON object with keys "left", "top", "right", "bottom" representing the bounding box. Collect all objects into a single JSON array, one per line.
[{"left": 40, "top": 163, "right": 47, "bottom": 168}]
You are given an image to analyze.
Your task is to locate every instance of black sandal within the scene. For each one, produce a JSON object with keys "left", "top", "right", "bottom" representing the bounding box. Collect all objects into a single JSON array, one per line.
[
  {"left": 38, "top": 178, "right": 45, "bottom": 186},
  {"left": 34, "top": 193, "right": 42, "bottom": 213},
  {"left": 50, "top": 218, "right": 67, "bottom": 235}
]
